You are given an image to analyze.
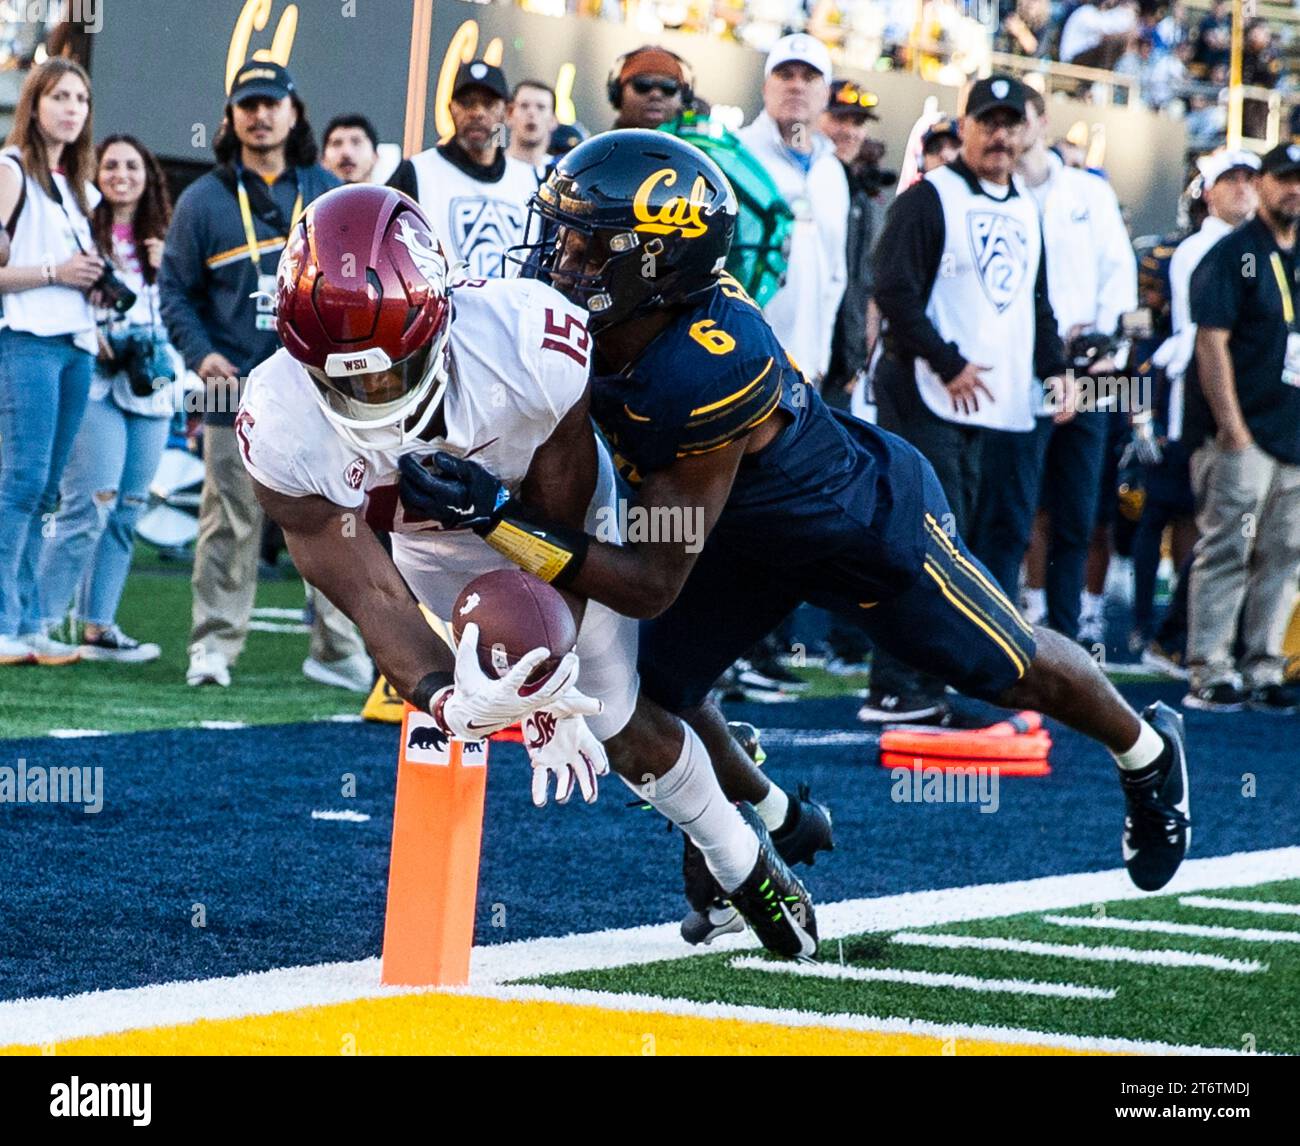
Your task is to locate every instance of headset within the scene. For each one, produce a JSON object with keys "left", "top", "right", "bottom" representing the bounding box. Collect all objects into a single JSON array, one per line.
[{"left": 606, "top": 45, "right": 695, "bottom": 110}]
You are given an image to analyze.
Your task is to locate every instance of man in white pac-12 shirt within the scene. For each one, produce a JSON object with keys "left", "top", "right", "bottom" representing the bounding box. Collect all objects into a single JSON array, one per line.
[{"left": 236, "top": 185, "right": 818, "bottom": 959}]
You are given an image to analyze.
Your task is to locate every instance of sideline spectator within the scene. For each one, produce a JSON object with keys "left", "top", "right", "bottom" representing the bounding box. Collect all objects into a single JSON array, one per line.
[
  {"left": 1192, "top": 0, "right": 1232, "bottom": 73},
  {"left": 1181, "top": 143, "right": 1300, "bottom": 713},
  {"left": 1058, "top": 0, "right": 1139, "bottom": 71},
  {"left": 819, "top": 79, "right": 884, "bottom": 405},
  {"left": 971, "top": 86, "right": 1137, "bottom": 644},
  {"left": 506, "top": 80, "right": 558, "bottom": 179},
  {"left": 160, "top": 61, "right": 369, "bottom": 691},
  {"left": 0, "top": 58, "right": 102, "bottom": 667},
  {"left": 739, "top": 33, "right": 848, "bottom": 386},
  {"left": 866, "top": 74, "right": 1066, "bottom": 722},
  {"left": 1137, "top": 151, "right": 1259, "bottom": 672},
  {"left": 37, "top": 135, "right": 178, "bottom": 663},
  {"left": 389, "top": 60, "right": 536, "bottom": 279},
  {"left": 321, "top": 114, "right": 380, "bottom": 184},
  {"left": 607, "top": 46, "right": 690, "bottom": 130},
  {"left": 921, "top": 117, "right": 961, "bottom": 172}
]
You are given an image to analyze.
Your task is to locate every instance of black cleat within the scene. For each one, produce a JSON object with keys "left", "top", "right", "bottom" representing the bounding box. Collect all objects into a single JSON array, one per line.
[
  {"left": 772, "top": 783, "right": 835, "bottom": 867},
  {"left": 680, "top": 720, "right": 824, "bottom": 952},
  {"left": 726, "top": 804, "right": 818, "bottom": 958},
  {"left": 680, "top": 807, "right": 819, "bottom": 958},
  {"left": 1119, "top": 701, "right": 1191, "bottom": 891}
]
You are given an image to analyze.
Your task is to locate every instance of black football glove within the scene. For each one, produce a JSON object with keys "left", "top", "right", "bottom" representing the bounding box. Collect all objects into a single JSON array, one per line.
[{"left": 398, "top": 451, "right": 509, "bottom": 533}]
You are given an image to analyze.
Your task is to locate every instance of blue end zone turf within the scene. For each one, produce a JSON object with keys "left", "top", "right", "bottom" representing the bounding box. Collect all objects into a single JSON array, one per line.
[{"left": 1, "top": 680, "right": 1296, "bottom": 1002}]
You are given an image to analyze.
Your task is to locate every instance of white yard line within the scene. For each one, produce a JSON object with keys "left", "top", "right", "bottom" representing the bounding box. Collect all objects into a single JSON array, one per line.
[
  {"left": 729, "top": 954, "right": 1117, "bottom": 1000},
  {"left": 46, "top": 729, "right": 109, "bottom": 739},
  {"left": 1180, "top": 896, "right": 1300, "bottom": 917},
  {"left": 1041, "top": 914, "right": 1300, "bottom": 944},
  {"left": 889, "top": 931, "right": 1265, "bottom": 973},
  {"left": 248, "top": 621, "right": 309, "bottom": 634},
  {"left": 2, "top": 846, "right": 1295, "bottom": 1050},
  {"left": 310, "top": 810, "right": 371, "bottom": 823},
  {"left": 198, "top": 721, "right": 248, "bottom": 731}
]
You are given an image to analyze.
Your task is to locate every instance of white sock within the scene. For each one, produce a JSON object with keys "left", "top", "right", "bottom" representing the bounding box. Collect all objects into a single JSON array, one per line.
[
  {"left": 1112, "top": 719, "right": 1165, "bottom": 771},
  {"left": 754, "top": 783, "right": 790, "bottom": 832},
  {"left": 621, "top": 725, "right": 759, "bottom": 893},
  {"left": 1080, "top": 590, "right": 1105, "bottom": 623},
  {"left": 1022, "top": 588, "right": 1046, "bottom": 624}
]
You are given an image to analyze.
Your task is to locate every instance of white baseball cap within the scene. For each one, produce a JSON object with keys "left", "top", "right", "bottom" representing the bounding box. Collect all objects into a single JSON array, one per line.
[
  {"left": 764, "top": 33, "right": 832, "bottom": 81},
  {"left": 1196, "top": 148, "right": 1261, "bottom": 189}
]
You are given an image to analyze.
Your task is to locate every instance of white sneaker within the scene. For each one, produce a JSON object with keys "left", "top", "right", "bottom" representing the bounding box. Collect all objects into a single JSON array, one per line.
[
  {"left": 0, "top": 634, "right": 35, "bottom": 665},
  {"left": 303, "top": 653, "right": 374, "bottom": 693},
  {"left": 186, "top": 644, "right": 231, "bottom": 687},
  {"left": 18, "top": 632, "right": 80, "bottom": 665},
  {"left": 79, "top": 624, "right": 161, "bottom": 664}
]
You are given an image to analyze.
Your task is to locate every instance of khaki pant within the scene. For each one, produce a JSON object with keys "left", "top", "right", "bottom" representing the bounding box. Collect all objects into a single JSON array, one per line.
[
  {"left": 1187, "top": 440, "right": 1300, "bottom": 689},
  {"left": 189, "top": 424, "right": 366, "bottom": 667}
]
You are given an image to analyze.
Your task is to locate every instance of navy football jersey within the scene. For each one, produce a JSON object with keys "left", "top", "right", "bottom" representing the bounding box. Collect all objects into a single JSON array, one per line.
[
  {"left": 589, "top": 273, "right": 927, "bottom": 594},
  {"left": 590, "top": 274, "right": 791, "bottom": 486}
]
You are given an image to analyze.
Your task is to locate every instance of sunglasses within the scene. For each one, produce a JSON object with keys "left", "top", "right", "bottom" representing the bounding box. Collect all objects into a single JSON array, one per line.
[{"left": 629, "top": 77, "right": 680, "bottom": 97}]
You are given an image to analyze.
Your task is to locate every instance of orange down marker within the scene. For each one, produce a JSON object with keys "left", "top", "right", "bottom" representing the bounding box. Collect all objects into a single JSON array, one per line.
[{"left": 381, "top": 702, "right": 489, "bottom": 986}]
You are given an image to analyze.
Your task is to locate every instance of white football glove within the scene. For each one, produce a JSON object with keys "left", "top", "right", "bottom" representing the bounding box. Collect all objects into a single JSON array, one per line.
[
  {"left": 522, "top": 708, "right": 610, "bottom": 807},
  {"left": 433, "top": 621, "right": 602, "bottom": 740}
]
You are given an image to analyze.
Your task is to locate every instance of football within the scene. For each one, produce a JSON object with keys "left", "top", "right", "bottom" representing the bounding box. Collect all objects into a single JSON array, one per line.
[{"left": 451, "top": 569, "right": 578, "bottom": 694}]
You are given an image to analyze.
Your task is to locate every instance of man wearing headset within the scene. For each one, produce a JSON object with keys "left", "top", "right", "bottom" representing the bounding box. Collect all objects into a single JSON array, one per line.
[{"left": 607, "top": 46, "right": 693, "bottom": 130}]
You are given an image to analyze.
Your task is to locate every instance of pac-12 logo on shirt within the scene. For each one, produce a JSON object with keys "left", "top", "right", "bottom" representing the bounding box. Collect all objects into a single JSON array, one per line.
[
  {"left": 448, "top": 196, "right": 526, "bottom": 278},
  {"left": 967, "top": 211, "right": 1029, "bottom": 313}
]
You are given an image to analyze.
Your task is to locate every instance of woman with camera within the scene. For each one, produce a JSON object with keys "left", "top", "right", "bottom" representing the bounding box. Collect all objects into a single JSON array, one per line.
[
  {"left": 0, "top": 58, "right": 103, "bottom": 666},
  {"left": 37, "top": 135, "right": 179, "bottom": 664}
]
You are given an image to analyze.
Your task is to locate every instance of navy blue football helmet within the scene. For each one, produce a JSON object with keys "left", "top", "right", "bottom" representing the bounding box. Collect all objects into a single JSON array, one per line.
[{"left": 511, "top": 129, "right": 737, "bottom": 330}]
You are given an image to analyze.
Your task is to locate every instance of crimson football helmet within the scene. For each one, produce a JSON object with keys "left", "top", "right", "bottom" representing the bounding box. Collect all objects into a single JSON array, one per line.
[{"left": 276, "top": 184, "right": 452, "bottom": 449}]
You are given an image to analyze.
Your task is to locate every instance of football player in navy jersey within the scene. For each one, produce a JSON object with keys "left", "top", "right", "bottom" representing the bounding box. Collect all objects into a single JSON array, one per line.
[{"left": 401, "top": 131, "right": 1193, "bottom": 937}]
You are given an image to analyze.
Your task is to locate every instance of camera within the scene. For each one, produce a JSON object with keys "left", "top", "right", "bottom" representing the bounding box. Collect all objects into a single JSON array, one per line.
[
  {"left": 106, "top": 329, "right": 175, "bottom": 397},
  {"left": 93, "top": 264, "right": 137, "bottom": 315}
]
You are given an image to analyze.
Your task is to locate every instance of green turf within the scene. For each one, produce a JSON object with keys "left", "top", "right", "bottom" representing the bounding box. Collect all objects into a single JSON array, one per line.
[
  {"left": 0, "top": 554, "right": 359, "bottom": 739},
  {"left": 525, "top": 879, "right": 1300, "bottom": 1053}
]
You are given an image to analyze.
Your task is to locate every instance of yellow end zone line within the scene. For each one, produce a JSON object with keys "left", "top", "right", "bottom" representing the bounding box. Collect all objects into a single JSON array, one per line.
[{"left": 0, "top": 992, "right": 1100, "bottom": 1057}]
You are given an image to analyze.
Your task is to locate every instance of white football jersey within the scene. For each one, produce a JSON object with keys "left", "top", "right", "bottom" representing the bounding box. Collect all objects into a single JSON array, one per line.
[
  {"left": 237, "top": 275, "right": 639, "bottom": 743},
  {"left": 238, "top": 276, "right": 593, "bottom": 531}
]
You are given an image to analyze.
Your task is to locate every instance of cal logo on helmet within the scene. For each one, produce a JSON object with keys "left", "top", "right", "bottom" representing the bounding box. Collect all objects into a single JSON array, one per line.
[{"left": 633, "top": 168, "right": 710, "bottom": 239}]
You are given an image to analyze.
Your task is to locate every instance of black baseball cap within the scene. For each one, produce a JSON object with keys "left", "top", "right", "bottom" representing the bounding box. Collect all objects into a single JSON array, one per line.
[
  {"left": 827, "top": 80, "right": 879, "bottom": 120},
  {"left": 548, "top": 122, "right": 587, "bottom": 157},
  {"left": 922, "top": 116, "right": 961, "bottom": 150},
  {"left": 965, "top": 74, "right": 1027, "bottom": 121},
  {"left": 453, "top": 59, "right": 509, "bottom": 102},
  {"left": 1260, "top": 142, "right": 1300, "bottom": 177},
  {"left": 229, "top": 61, "right": 296, "bottom": 104}
]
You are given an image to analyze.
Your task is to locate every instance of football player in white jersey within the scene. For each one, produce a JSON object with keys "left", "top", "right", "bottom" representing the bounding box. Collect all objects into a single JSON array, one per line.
[{"left": 236, "top": 184, "right": 818, "bottom": 958}]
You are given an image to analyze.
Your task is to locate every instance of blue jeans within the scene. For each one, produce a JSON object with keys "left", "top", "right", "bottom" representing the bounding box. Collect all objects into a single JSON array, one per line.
[
  {"left": 0, "top": 329, "right": 94, "bottom": 635},
  {"left": 38, "top": 389, "right": 170, "bottom": 627}
]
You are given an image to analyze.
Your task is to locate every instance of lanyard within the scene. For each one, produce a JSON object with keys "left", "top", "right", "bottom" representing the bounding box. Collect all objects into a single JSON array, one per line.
[
  {"left": 1269, "top": 251, "right": 1295, "bottom": 330},
  {"left": 235, "top": 169, "right": 302, "bottom": 273}
]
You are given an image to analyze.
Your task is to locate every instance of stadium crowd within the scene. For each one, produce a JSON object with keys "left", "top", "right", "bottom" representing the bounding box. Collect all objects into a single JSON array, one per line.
[{"left": 1, "top": 13, "right": 1298, "bottom": 720}]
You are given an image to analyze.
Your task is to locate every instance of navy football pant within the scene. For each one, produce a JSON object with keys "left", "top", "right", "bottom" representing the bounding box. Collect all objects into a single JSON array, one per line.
[{"left": 639, "top": 461, "right": 1037, "bottom": 712}]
